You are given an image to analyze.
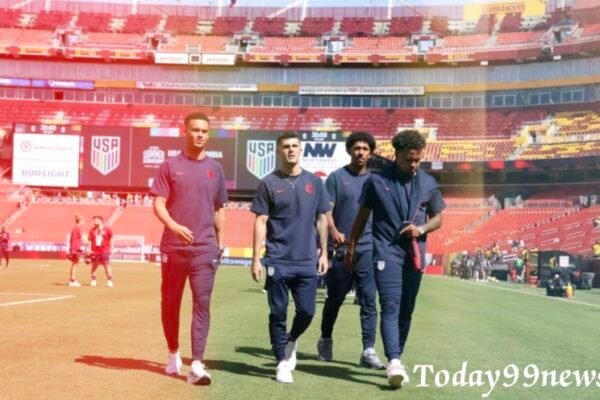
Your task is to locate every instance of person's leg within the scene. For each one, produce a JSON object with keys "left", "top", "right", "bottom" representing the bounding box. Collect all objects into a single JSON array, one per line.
[
  {"left": 187, "top": 254, "right": 218, "bottom": 385},
  {"left": 354, "top": 251, "right": 377, "bottom": 351},
  {"left": 266, "top": 265, "right": 291, "bottom": 362},
  {"left": 4, "top": 249, "right": 8, "bottom": 268},
  {"left": 102, "top": 254, "right": 113, "bottom": 283},
  {"left": 188, "top": 256, "right": 218, "bottom": 362},
  {"left": 90, "top": 258, "right": 100, "bottom": 285},
  {"left": 320, "top": 258, "right": 353, "bottom": 340},
  {"left": 161, "top": 252, "right": 190, "bottom": 356},
  {"left": 355, "top": 251, "right": 385, "bottom": 369},
  {"left": 397, "top": 264, "right": 423, "bottom": 358},
  {"left": 374, "top": 260, "right": 402, "bottom": 362},
  {"left": 289, "top": 266, "right": 318, "bottom": 342}
]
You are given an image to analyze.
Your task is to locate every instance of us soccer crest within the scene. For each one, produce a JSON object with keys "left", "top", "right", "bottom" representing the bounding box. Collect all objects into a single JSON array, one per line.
[
  {"left": 91, "top": 136, "right": 121, "bottom": 176},
  {"left": 247, "top": 140, "right": 276, "bottom": 179}
]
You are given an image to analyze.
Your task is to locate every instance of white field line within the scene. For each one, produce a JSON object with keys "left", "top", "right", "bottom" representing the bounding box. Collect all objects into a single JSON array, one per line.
[{"left": 0, "top": 294, "right": 75, "bottom": 307}]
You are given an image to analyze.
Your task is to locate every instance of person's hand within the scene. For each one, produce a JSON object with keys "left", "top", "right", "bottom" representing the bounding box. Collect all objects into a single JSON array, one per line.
[
  {"left": 251, "top": 260, "right": 262, "bottom": 283},
  {"left": 169, "top": 223, "right": 194, "bottom": 245},
  {"left": 317, "top": 253, "right": 328, "bottom": 276},
  {"left": 330, "top": 228, "right": 347, "bottom": 247},
  {"left": 399, "top": 223, "right": 421, "bottom": 239}
]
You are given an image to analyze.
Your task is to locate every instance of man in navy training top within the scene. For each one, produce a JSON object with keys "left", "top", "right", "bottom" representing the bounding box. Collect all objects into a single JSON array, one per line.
[
  {"left": 152, "top": 112, "right": 227, "bottom": 385},
  {"left": 250, "top": 132, "right": 330, "bottom": 384},
  {"left": 316, "top": 132, "right": 385, "bottom": 370},
  {"left": 347, "top": 130, "right": 445, "bottom": 388},
  {"left": 67, "top": 213, "right": 84, "bottom": 287},
  {"left": 88, "top": 215, "right": 113, "bottom": 288},
  {"left": 0, "top": 225, "right": 9, "bottom": 268}
]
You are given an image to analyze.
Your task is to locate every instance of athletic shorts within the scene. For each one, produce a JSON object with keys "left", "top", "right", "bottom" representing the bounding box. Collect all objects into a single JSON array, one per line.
[{"left": 91, "top": 253, "right": 110, "bottom": 265}]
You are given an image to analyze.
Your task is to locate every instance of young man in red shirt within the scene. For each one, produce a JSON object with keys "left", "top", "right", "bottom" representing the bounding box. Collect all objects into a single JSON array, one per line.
[
  {"left": 88, "top": 215, "right": 113, "bottom": 288},
  {"left": 67, "top": 213, "right": 84, "bottom": 287}
]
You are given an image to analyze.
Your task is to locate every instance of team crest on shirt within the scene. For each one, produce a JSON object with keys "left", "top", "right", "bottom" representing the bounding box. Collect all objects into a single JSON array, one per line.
[
  {"left": 91, "top": 136, "right": 121, "bottom": 176},
  {"left": 206, "top": 169, "right": 215, "bottom": 179},
  {"left": 161, "top": 253, "right": 168, "bottom": 264},
  {"left": 247, "top": 140, "right": 276, "bottom": 179},
  {"left": 304, "top": 183, "right": 314, "bottom": 194},
  {"left": 267, "top": 266, "right": 275, "bottom": 276}
]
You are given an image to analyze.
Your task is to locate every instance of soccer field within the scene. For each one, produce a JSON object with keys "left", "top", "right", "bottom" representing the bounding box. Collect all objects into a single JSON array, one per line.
[{"left": 1, "top": 260, "right": 599, "bottom": 400}]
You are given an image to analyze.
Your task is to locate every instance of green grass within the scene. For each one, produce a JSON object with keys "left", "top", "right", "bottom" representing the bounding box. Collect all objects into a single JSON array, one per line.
[{"left": 1, "top": 260, "right": 599, "bottom": 400}]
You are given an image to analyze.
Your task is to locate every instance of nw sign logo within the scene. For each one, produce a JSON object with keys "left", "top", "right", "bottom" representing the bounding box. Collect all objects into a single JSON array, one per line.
[{"left": 303, "top": 142, "right": 337, "bottom": 158}]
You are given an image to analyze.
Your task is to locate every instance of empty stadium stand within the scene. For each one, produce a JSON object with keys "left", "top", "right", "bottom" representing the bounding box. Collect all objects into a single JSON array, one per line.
[
  {"left": 32, "top": 11, "right": 72, "bottom": 30},
  {"left": 164, "top": 15, "right": 199, "bottom": 35},
  {"left": 121, "top": 14, "right": 161, "bottom": 34},
  {"left": 211, "top": 16, "right": 247, "bottom": 35},
  {"left": 159, "top": 35, "right": 230, "bottom": 52},
  {"left": 251, "top": 17, "right": 286, "bottom": 36},
  {"left": 299, "top": 17, "right": 335, "bottom": 36},
  {"left": 75, "top": 12, "right": 113, "bottom": 33},
  {"left": 339, "top": 17, "right": 374, "bottom": 36},
  {"left": 388, "top": 16, "right": 423, "bottom": 36},
  {"left": 0, "top": 8, "right": 22, "bottom": 28},
  {"left": 11, "top": 203, "right": 115, "bottom": 244}
]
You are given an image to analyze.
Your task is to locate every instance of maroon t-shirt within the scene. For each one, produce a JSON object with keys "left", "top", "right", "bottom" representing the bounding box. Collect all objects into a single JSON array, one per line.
[
  {"left": 151, "top": 153, "right": 228, "bottom": 254},
  {"left": 70, "top": 226, "right": 82, "bottom": 252},
  {"left": 89, "top": 226, "right": 113, "bottom": 254}
]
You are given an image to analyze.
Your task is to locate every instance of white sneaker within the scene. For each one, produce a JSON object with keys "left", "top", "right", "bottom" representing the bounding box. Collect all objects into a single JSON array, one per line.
[
  {"left": 284, "top": 339, "right": 298, "bottom": 370},
  {"left": 90, "top": 280, "right": 97, "bottom": 287},
  {"left": 276, "top": 360, "right": 294, "bottom": 384},
  {"left": 187, "top": 361, "right": 211, "bottom": 385},
  {"left": 387, "top": 359, "right": 409, "bottom": 388},
  {"left": 68, "top": 281, "right": 81, "bottom": 288},
  {"left": 106, "top": 280, "right": 114, "bottom": 288},
  {"left": 165, "top": 351, "right": 182, "bottom": 375}
]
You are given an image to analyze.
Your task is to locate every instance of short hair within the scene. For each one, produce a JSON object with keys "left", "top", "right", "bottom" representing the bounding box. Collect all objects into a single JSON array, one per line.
[
  {"left": 74, "top": 213, "right": 83, "bottom": 223},
  {"left": 346, "top": 132, "right": 376, "bottom": 153},
  {"left": 276, "top": 132, "right": 301, "bottom": 146},
  {"left": 92, "top": 215, "right": 103, "bottom": 221},
  {"left": 391, "top": 130, "right": 426, "bottom": 152},
  {"left": 184, "top": 112, "right": 210, "bottom": 128}
]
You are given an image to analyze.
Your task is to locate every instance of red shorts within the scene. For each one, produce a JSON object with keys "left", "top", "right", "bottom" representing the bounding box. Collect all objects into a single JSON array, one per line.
[{"left": 91, "top": 253, "right": 110, "bottom": 265}]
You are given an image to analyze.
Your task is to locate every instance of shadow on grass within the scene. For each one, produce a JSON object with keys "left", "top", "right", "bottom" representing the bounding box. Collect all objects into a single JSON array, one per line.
[
  {"left": 235, "top": 346, "right": 384, "bottom": 386},
  {"left": 74, "top": 355, "right": 186, "bottom": 382},
  {"left": 183, "top": 357, "right": 273, "bottom": 379}
]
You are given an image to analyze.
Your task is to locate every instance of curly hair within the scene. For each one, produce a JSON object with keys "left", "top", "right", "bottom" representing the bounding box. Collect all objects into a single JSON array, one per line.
[
  {"left": 391, "top": 130, "right": 426, "bottom": 152},
  {"left": 345, "top": 132, "right": 376, "bottom": 153}
]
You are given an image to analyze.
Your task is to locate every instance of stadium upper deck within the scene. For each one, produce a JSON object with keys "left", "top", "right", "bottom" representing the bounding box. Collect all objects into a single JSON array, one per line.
[{"left": 0, "top": 1, "right": 598, "bottom": 65}]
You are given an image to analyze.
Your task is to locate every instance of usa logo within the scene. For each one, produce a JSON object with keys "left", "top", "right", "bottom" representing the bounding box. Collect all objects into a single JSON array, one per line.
[
  {"left": 247, "top": 140, "right": 276, "bottom": 179},
  {"left": 91, "top": 136, "right": 120, "bottom": 176}
]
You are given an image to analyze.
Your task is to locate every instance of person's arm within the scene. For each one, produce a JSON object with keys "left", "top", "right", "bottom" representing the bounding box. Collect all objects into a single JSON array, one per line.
[
  {"left": 214, "top": 206, "right": 225, "bottom": 253},
  {"left": 400, "top": 213, "right": 443, "bottom": 239},
  {"left": 345, "top": 206, "right": 372, "bottom": 272},
  {"left": 317, "top": 212, "right": 329, "bottom": 275},
  {"left": 251, "top": 214, "right": 269, "bottom": 282},
  {"left": 326, "top": 207, "right": 346, "bottom": 247},
  {"left": 153, "top": 196, "right": 194, "bottom": 245}
]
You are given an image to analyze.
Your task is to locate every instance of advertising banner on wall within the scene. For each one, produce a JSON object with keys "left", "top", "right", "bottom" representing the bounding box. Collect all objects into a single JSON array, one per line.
[
  {"left": 12, "top": 133, "right": 80, "bottom": 187},
  {"left": 235, "top": 131, "right": 279, "bottom": 191},
  {"left": 129, "top": 128, "right": 237, "bottom": 189},
  {"left": 79, "top": 126, "right": 132, "bottom": 187},
  {"left": 298, "top": 131, "right": 349, "bottom": 180}
]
